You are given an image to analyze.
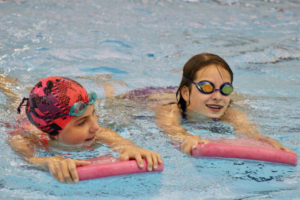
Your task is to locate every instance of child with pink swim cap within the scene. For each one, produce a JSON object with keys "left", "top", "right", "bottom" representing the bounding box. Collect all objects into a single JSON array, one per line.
[{"left": 9, "top": 76, "right": 162, "bottom": 183}]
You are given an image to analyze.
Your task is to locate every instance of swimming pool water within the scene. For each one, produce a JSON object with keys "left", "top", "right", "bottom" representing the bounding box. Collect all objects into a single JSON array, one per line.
[{"left": 1, "top": 0, "right": 300, "bottom": 199}]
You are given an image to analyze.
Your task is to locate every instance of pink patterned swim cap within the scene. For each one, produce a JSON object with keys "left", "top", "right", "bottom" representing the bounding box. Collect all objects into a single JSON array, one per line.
[{"left": 23, "top": 77, "right": 89, "bottom": 136}]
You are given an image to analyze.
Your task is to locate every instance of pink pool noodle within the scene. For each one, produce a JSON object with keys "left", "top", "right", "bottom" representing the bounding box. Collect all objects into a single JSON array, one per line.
[
  {"left": 77, "top": 158, "right": 164, "bottom": 181},
  {"left": 191, "top": 139, "right": 298, "bottom": 166}
]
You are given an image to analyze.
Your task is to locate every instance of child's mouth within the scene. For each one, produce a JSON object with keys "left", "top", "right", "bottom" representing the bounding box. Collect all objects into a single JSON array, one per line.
[
  {"left": 206, "top": 104, "right": 223, "bottom": 112},
  {"left": 85, "top": 136, "right": 95, "bottom": 142}
]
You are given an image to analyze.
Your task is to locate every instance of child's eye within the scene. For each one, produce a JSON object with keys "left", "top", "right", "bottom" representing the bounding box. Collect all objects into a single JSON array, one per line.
[{"left": 77, "top": 120, "right": 86, "bottom": 126}]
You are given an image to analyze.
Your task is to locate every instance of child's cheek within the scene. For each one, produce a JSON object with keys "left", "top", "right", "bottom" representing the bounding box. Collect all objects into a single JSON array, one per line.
[{"left": 61, "top": 130, "right": 87, "bottom": 145}]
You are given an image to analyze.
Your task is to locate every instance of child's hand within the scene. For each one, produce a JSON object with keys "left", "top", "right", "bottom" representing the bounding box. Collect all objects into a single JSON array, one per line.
[
  {"left": 256, "top": 136, "right": 294, "bottom": 153},
  {"left": 119, "top": 145, "right": 163, "bottom": 171},
  {"left": 181, "top": 135, "right": 209, "bottom": 155},
  {"left": 29, "top": 156, "right": 90, "bottom": 183}
]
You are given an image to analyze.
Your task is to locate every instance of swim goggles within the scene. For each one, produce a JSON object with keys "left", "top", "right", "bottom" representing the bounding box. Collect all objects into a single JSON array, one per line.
[
  {"left": 183, "top": 76, "right": 233, "bottom": 96},
  {"left": 69, "top": 92, "right": 97, "bottom": 116},
  {"left": 17, "top": 92, "right": 97, "bottom": 118}
]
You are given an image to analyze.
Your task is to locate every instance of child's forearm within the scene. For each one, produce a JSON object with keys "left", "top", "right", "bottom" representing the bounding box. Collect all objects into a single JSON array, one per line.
[
  {"left": 27, "top": 156, "right": 51, "bottom": 169},
  {"left": 96, "top": 127, "right": 135, "bottom": 153},
  {"left": 159, "top": 122, "right": 193, "bottom": 142},
  {"left": 96, "top": 127, "right": 163, "bottom": 171},
  {"left": 8, "top": 135, "right": 52, "bottom": 169},
  {"left": 8, "top": 135, "right": 54, "bottom": 169},
  {"left": 223, "top": 107, "right": 261, "bottom": 137},
  {"left": 155, "top": 104, "right": 196, "bottom": 141}
]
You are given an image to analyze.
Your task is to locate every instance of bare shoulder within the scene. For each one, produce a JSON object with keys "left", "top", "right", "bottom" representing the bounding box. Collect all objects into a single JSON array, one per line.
[
  {"left": 155, "top": 102, "right": 180, "bottom": 114},
  {"left": 221, "top": 106, "right": 248, "bottom": 124},
  {"left": 155, "top": 103, "right": 183, "bottom": 127},
  {"left": 9, "top": 111, "right": 44, "bottom": 144},
  {"left": 8, "top": 128, "right": 40, "bottom": 159}
]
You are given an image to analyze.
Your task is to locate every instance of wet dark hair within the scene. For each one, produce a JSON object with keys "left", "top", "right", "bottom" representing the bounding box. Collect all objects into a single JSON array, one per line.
[{"left": 176, "top": 53, "right": 234, "bottom": 112}]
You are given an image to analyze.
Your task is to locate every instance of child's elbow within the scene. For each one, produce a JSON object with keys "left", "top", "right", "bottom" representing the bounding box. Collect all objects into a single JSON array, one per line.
[{"left": 8, "top": 135, "right": 35, "bottom": 159}]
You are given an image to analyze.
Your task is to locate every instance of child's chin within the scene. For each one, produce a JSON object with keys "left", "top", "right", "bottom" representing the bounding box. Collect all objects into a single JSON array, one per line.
[
  {"left": 82, "top": 138, "right": 95, "bottom": 146},
  {"left": 206, "top": 111, "right": 223, "bottom": 119}
]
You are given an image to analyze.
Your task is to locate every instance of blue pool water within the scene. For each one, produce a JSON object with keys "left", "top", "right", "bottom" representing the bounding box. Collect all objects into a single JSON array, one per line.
[{"left": 1, "top": 0, "right": 300, "bottom": 199}]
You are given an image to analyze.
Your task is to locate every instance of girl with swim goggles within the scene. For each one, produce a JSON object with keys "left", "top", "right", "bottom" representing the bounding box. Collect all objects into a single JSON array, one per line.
[
  {"left": 156, "top": 53, "right": 293, "bottom": 155},
  {"left": 10, "top": 76, "right": 162, "bottom": 183}
]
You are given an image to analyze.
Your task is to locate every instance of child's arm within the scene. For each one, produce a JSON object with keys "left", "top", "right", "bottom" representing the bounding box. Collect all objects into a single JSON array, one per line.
[
  {"left": 0, "top": 73, "right": 20, "bottom": 109},
  {"left": 155, "top": 104, "right": 208, "bottom": 155},
  {"left": 96, "top": 127, "right": 163, "bottom": 171},
  {"left": 8, "top": 133, "right": 90, "bottom": 183},
  {"left": 222, "top": 107, "right": 293, "bottom": 152}
]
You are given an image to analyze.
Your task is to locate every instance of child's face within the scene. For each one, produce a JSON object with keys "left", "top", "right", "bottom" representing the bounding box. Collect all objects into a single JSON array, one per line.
[
  {"left": 182, "top": 64, "right": 232, "bottom": 119},
  {"left": 56, "top": 104, "right": 99, "bottom": 146}
]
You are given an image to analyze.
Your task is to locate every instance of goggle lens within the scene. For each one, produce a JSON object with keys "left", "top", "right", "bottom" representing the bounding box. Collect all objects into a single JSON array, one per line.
[
  {"left": 71, "top": 103, "right": 86, "bottom": 115},
  {"left": 199, "top": 82, "right": 214, "bottom": 93},
  {"left": 69, "top": 92, "right": 97, "bottom": 116},
  {"left": 221, "top": 84, "right": 233, "bottom": 95}
]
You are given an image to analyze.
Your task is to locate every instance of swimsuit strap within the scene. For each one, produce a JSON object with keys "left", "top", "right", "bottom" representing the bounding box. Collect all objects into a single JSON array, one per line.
[
  {"left": 181, "top": 106, "right": 187, "bottom": 120},
  {"left": 166, "top": 102, "right": 176, "bottom": 105},
  {"left": 212, "top": 118, "right": 218, "bottom": 122}
]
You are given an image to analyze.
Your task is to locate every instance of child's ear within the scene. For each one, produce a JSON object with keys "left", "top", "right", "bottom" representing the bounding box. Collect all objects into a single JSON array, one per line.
[{"left": 180, "top": 86, "right": 190, "bottom": 102}]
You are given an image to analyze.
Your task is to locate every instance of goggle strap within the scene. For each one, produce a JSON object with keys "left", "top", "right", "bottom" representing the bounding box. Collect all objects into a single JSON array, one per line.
[
  {"left": 183, "top": 75, "right": 194, "bottom": 84},
  {"left": 17, "top": 98, "right": 29, "bottom": 114}
]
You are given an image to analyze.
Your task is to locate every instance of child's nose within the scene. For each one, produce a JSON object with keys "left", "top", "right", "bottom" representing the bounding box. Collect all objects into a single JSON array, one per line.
[
  {"left": 89, "top": 116, "right": 100, "bottom": 133},
  {"left": 211, "top": 89, "right": 222, "bottom": 100}
]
